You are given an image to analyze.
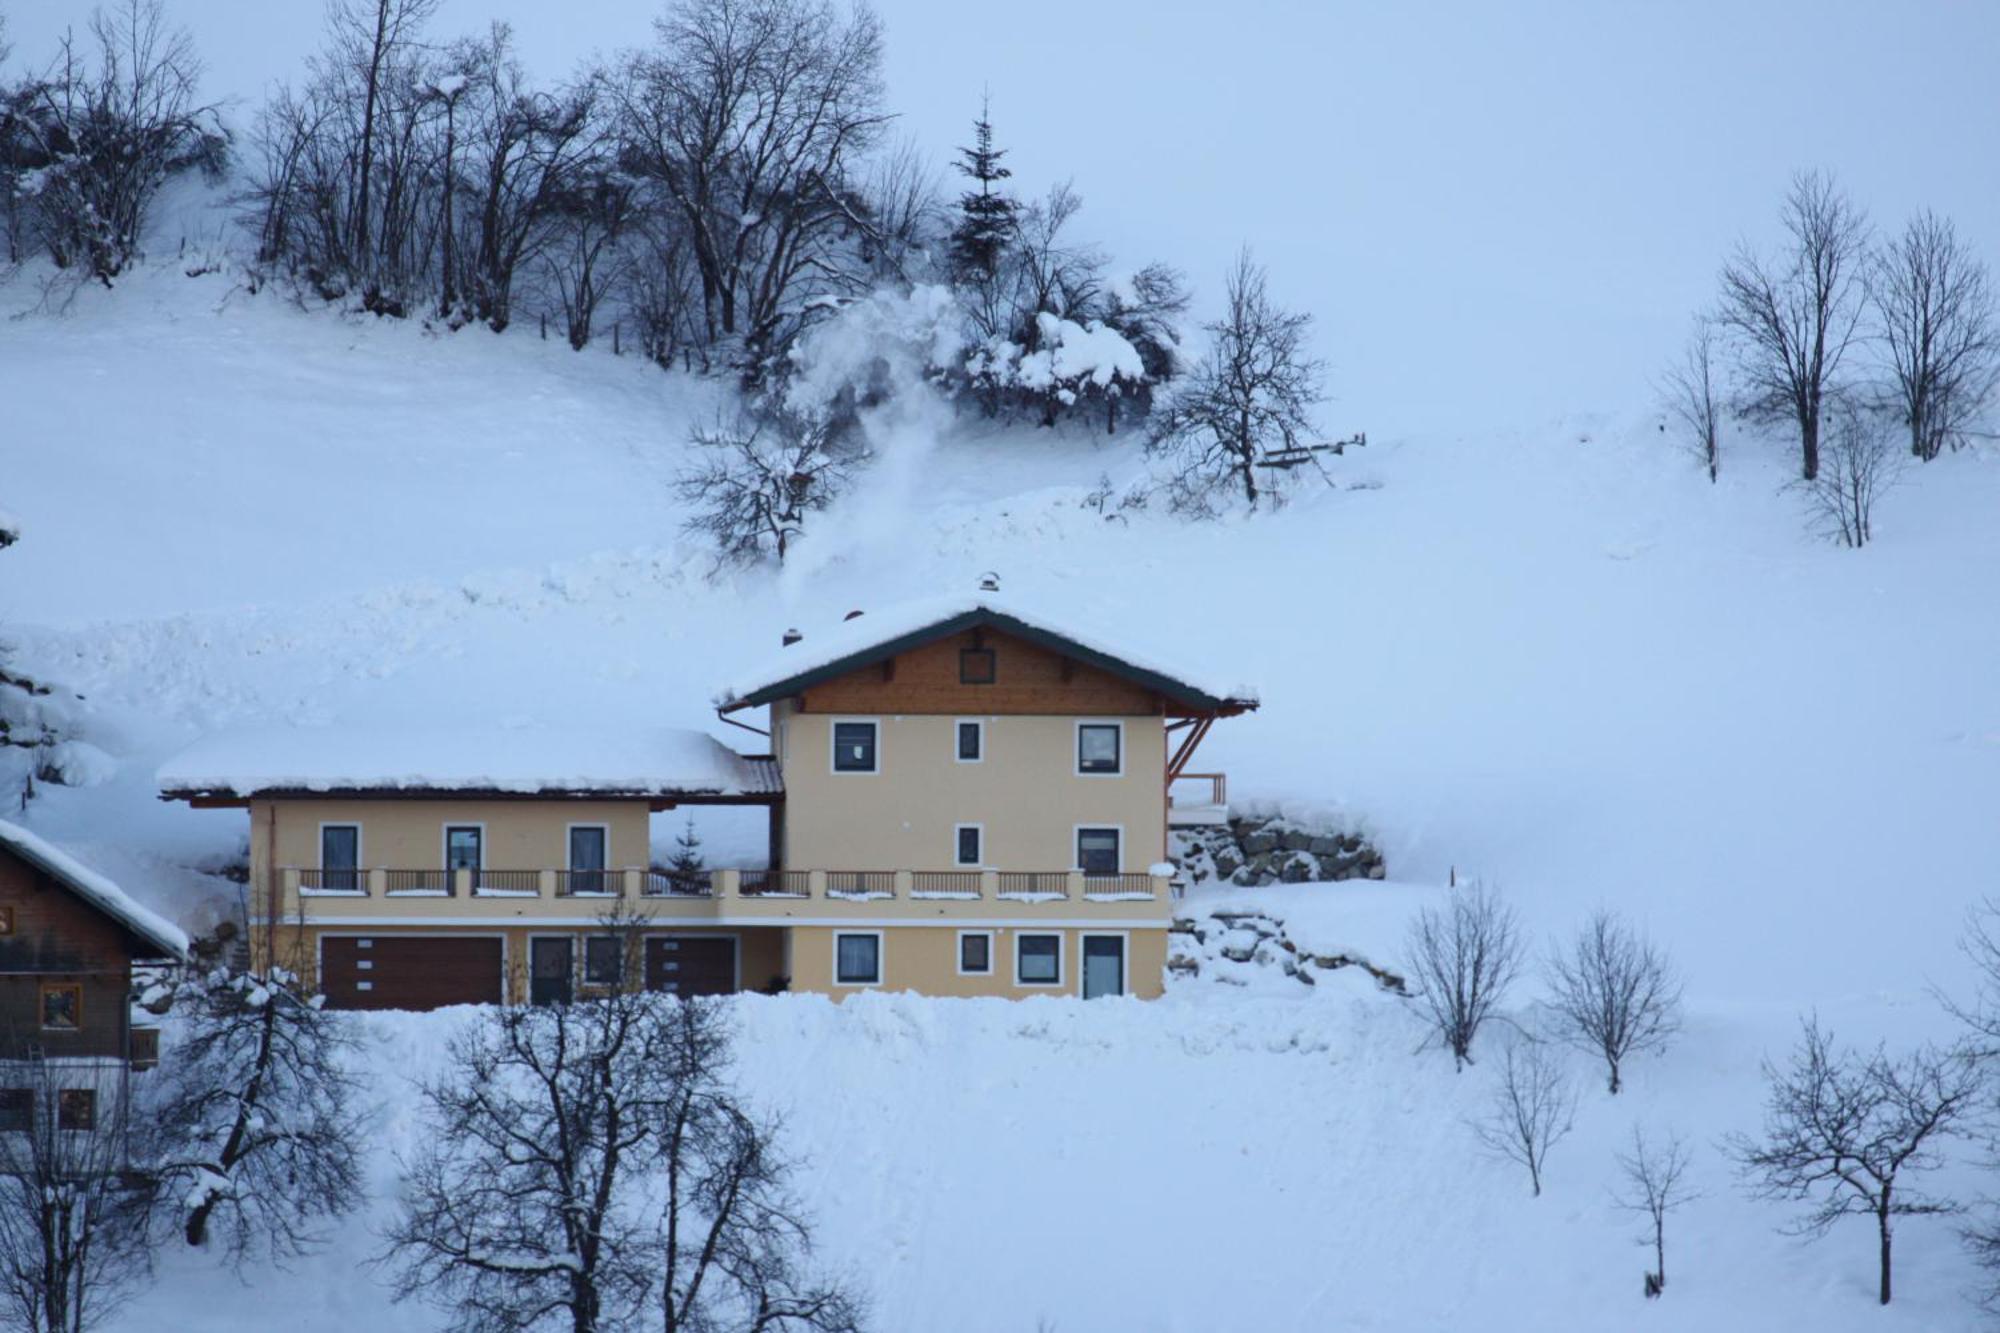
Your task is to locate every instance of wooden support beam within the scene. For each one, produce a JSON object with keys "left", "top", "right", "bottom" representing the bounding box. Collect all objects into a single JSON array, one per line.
[{"left": 1167, "top": 715, "right": 1214, "bottom": 784}]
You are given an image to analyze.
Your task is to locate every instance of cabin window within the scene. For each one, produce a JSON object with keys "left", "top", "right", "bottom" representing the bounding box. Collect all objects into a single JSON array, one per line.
[
  {"left": 320, "top": 824, "right": 360, "bottom": 892},
  {"left": 956, "top": 719, "right": 984, "bottom": 762},
  {"left": 834, "top": 932, "right": 881, "bottom": 985},
  {"left": 959, "top": 932, "right": 992, "bottom": 975},
  {"left": 583, "top": 936, "right": 623, "bottom": 987},
  {"left": 955, "top": 824, "right": 982, "bottom": 867},
  {"left": 0, "top": 905, "right": 13, "bottom": 936},
  {"left": 1076, "top": 827, "right": 1122, "bottom": 876},
  {"left": 0, "top": 1090, "right": 30, "bottom": 1132},
  {"left": 1077, "top": 723, "right": 1122, "bottom": 775},
  {"left": 1016, "top": 934, "right": 1061, "bottom": 986},
  {"left": 57, "top": 1090, "right": 94, "bottom": 1132},
  {"left": 959, "top": 647, "right": 996, "bottom": 684},
  {"left": 39, "top": 984, "right": 81, "bottom": 1033},
  {"left": 832, "top": 721, "right": 878, "bottom": 773}
]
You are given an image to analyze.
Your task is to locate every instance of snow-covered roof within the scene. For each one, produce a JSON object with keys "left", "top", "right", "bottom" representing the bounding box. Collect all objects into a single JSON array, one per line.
[
  {"left": 157, "top": 726, "right": 781, "bottom": 801},
  {"left": 714, "top": 593, "right": 1260, "bottom": 714},
  {"left": 0, "top": 818, "right": 190, "bottom": 960}
]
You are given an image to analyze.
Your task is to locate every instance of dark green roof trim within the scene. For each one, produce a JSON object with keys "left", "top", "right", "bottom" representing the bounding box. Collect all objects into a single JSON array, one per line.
[{"left": 723, "top": 609, "right": 1256, "bottom": 715}]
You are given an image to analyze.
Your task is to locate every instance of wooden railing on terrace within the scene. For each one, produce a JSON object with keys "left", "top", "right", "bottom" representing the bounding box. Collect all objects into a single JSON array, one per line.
[{"left": 285, "top": 866, "right": 1168, "bottom": 905}]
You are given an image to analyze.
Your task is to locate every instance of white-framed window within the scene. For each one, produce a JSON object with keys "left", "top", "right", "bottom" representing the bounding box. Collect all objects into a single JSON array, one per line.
[
  {"left": 957, "top": 930, "right": 994, "bottom": 976},
  {"left": 567, "top": 823, "right": 611, "bottom": 894},
  {"left": 1015, "top": 932, "right": 1062, "bottom": 987},
  {"left": 319, "top": 822, "right": 362, "bottom": 892},
  {"left": 831, "top": 719, "right": 880, "bottom": 774},
  {"left": 443, "top": 824, "right": 485, "bottom": 870},
  {"left": 1076, "top": 721, "right": 1123, "bottom": 775},
  {"left": 1075, "top": 826, "right": 1123, "bottom": 876},
  {"left": 955, "top": 718, "right": 984, "bottom": 763},
  {"left": 954, "top": 823, "right": 983, "bottom": 867},
  {"left": 833, "top": 931, "right": 883, "bottom": 986}
]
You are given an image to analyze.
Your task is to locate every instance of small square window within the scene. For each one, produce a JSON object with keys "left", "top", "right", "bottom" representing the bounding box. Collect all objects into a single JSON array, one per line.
[
  {"left": 1078, "top": 723, "right": 1122, "bottom": 774},
  {"left": 0, "top": 905, "right": 14, "bottom": 936},
  {"left": 0, "top": 1090, "right": 30, "bottom": 1132},
  {"left": 960, "top": 933, "right": 992, "bottom": 975},
  {"left": 955, "top": 825, "right": 982, "bottom": 867},
  {"left": 1017, "top": 934, "right": 1061, "bottom": 986},
  {"left": 835, "top": 933, "right": 881, "bottom": 985},
  {"left": 57, "top": 1089, "right": 94, "bottom": 1132},
  {"left": 832, "top": 722, "right": 878, "bottom": 773},
  {"left": 40, "top": 984, "right": 80, "bottom": 1033},
  {"left": 960, "top": 648, "right": 996, "bottom": 684},
  {"left": 584, "top": 936, "right": 623, "bottom": 987},
  {"left": 956, "top": 720, "right": 983, "bottom": 762},
  {"left": 1077, "top": 828, "right": 1121, "bottom": 876}
]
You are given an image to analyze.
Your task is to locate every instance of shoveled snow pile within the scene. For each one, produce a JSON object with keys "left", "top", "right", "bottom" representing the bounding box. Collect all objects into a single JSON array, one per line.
[
  {"left": 156, "top": 725, "right": 779, "bottom": 798},
  {"left": 0, "top": 817, "right": 190, "bottom": 958}
]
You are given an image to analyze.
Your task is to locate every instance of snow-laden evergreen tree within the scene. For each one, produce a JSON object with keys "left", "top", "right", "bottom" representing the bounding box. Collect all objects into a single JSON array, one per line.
[
  {"left": 946, "top": 96, "right": 1018, "bottom": 291},
  {"left": 150, "top": 967, "right": 366, "bottom": 1262},
  {"left": 665, "top": 815, "right": 705, "bottom": 892}
]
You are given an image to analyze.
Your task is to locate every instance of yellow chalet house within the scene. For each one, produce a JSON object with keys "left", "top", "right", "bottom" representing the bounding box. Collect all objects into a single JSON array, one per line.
[{"left": 157, "top": 593, "right": 1256, "bottom": 1009}]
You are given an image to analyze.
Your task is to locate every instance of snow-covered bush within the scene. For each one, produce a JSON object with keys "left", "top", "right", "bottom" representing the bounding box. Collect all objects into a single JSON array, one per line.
[{"left": 674, "top": 400, "right": 869, "bottom": 566}]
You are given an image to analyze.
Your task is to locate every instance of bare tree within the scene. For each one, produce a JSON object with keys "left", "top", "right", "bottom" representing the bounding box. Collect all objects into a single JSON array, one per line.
[
  {"left": 1727, "top": 1016, "right": 1978, "bottom": 1306},
  {"left": 1404, "top": 881, "right": 1523, "bottom": 1071},
  {"left": 1942, "top": 897, "right": 2000, "bottom": 1059},
  {"left": 1801, "top": 399, "right": 1898, "bottom": 548},
  {"left": 1717, "top": 171, "right": 1869, "bottom": 481},
  {"left": 1469, "top": 1037, "right": 1577, "bottom": 1197},
  {"left": 1148, "top": 248, "right": 1324, "bottom": 513},
  {"left": 9, "top": 0, "right": 224, "bottom": 282},
  {"left": 1660, "top": 318, "right": 1722, "bottom": 482},
  {"left": 148, "top": 967, "right": 366, "bottom": 1261},
  {"left": 1613, "top": 1127, "right": 1697, "bottom": 1297},
  {"left": 618, "top": 0, "right": 890, "bottom": 367},
  {"left": 0, "top": 1060, "right": 153, "bottom": 1333},
  {"left": 385, "top": 992, "right": 860, "bottom": 1333},
  {"left": 1870, "top": 210, "right": 2000, "bottom": 461},
  {"left": 1545, "top": 910, "right": 1681, "bottom": 1094},
  {"left": 675, "top": 402, "right": 867, "bottom": 565}
]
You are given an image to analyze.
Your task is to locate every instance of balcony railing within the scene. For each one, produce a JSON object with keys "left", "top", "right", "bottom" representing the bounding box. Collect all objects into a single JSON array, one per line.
[{"left": 283, "top": 865, "right": 1165, "bottom": 906}]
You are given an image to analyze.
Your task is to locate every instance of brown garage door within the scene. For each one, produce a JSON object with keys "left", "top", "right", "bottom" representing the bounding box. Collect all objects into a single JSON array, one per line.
[
  {"left": 322, "top": 936, "right": 504, "bottom": 1011},
  {"left": 646, "top": 936, "right": 737, "bottom": 997}
]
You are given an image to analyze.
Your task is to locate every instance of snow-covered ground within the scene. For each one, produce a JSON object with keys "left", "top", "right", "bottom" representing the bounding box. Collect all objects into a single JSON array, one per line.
[{"left": 2, "top": 238, "right": 1999, "bottom": 1326}]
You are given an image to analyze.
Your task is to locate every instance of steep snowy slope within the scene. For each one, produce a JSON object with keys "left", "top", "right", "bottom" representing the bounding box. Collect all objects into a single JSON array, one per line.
[{"left": 2, "top": 255, "right": 1999, "bottom": 1329}]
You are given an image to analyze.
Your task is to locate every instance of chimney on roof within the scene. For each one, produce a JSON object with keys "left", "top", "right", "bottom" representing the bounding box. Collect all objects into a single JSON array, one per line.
[
  {"left": 978, "top": 572, "right": 1000, "bottom": 592},
  {"left": 781, "top": 628, "right": 803, "bottom": 647},
  {"left": 843, "top": 609, "right": 864, "bottom": 621}
]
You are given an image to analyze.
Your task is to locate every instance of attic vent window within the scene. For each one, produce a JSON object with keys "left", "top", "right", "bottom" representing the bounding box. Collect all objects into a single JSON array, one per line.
[{"left": 960, "top": 647, "right": 996, "bottom": 685}]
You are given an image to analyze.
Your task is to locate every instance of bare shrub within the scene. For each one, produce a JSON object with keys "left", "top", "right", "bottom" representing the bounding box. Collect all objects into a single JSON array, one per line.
[
  {"left": 1660, "top": 318, "right": 1722, "bottom": 482},
  {"left": 1405, "top": 881, "right": 1523, "bottom": 1071},
  {"left": 1613, "top": 1127, "right": 1697, "bottom": 1297},
  {"left": 1801, "top": 400, "right": 1898, "bottom": 548},
  {"left": 1469, "top": 1037, "right": 1577, "bottom": 1197},
  {"left": 1545, "top": 910, "right": 1681, "bottom": 1094}
]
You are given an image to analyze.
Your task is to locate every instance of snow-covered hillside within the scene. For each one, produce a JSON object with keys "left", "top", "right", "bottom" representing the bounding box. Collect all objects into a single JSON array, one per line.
[{"left": 3, "top": 252, "right": 1998, "bottom": 1329}]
